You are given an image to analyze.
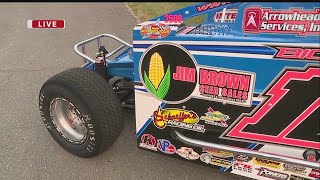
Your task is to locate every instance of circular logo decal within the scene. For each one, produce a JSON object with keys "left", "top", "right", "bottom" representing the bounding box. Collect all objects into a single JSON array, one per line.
[
  {"left": 140, "top": 22, "right": 171, "bottom": 39},
  {"left": 140, "top": 43, "right": 197, "bottom": 103}
]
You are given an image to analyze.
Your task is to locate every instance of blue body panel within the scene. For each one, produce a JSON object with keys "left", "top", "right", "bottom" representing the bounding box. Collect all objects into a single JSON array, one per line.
[
  {"left": 108, "top": 54, "right": 134, "bottom": 79},
  {"left": 132, "top": 2, "right": 319, "bottom": 94},
  {"left": 88, "top": 3, "right": 318, "bottom": 83}
]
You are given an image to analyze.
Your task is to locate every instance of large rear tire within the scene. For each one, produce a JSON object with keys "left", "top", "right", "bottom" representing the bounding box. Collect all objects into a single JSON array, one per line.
[{"left": 39, "top": 68, "right": 123, "bottom": 158}]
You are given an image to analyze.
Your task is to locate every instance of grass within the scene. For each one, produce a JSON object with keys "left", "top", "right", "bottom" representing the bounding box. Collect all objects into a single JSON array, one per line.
[{"left": 127, "top": 2, "right": 204, "bottom": 25}]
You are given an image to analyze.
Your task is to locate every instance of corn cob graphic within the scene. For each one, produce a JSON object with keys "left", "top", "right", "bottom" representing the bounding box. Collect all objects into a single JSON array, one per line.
[
  {"left": 143, "top": 52, "right": 171, "bottom": 99},
  {"left": 148, "top": 53, "right": 164, "bottom": 89}
]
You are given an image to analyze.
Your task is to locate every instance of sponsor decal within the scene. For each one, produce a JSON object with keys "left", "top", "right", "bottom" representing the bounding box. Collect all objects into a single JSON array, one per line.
[
  {"left": 176, "top": 147, "right": 200, "bottom": 160},
  {"left": 200, "top": 153, "right": 232, "bottom": 168},
  {"left": 152, "top": 107, "right": 205, "bottom": 133},
  {"left": 202, "top": 148, "right": 234, "bottom": 158},
  {"left": 140, "top": 19, "right": 171, "bottom": 39},
  {"left": 214, "top": 9, "right": 238, "bottom": 23},
  {"left": 196, "top": 2, "right": 233, "bottom": 13},
  {"left": 233, "top": 162, "right": 253, "bottom": 173},
  {"left": 199, "top": 67, "right": 255, "bottom": 107},
  {"left": 164, "top": 14, "right": 183, "bottom": 23},
  {"left": 140, "top": 43, "right": 256, "bottom": 107},
  {"left": 283, "top": 164, "right": 308, "bottom": 176},
  {"left": 243, "top": 7, "right": 320, "bottom": 36},
  {"left": 290, "top": 174, "right": 312, "bottom": 180},
  {"left": 234, "top": 154, "right": 253, "bottom": 162},
  {"left": 256, "top": 167, "right": 289, "bottom": 180},
  {"left": 271, "top": 46, "right": 320, "bottom": 61},
  {"left": 200, "top": 107, "right": 230, "bottom": 127},
  {"left": 309, "top": 169, "right": 320, "bottom": 179},
  {"left": 140, "top": 43, "right": 197, "bottom": 103},
  {"left": 253, "top": 157, "right": 281, "bottom": 169},
  {"left": 243, "top": 8, "right": 261, "bottom": 32},
  {"left": 142, "top": 51, "right": 171, "bottom": 100},
  {"left": 157, "top": 139, "right": 176, "bottom": 154},
  {"left": 139, "top": 134, "right": 157, "bottom": 151}
]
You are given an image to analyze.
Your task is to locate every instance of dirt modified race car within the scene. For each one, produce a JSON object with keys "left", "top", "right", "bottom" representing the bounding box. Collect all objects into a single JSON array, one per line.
[{"left": 38, "top": 2, "right": 320, "bottom": 180}]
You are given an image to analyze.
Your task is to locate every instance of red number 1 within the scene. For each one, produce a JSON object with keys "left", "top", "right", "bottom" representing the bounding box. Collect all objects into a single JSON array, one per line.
[{"left": 225, "top": 66, "right": 320, "bottom": 149}]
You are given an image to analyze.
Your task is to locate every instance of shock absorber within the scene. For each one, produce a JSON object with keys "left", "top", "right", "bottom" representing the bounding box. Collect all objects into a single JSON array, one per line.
[{"left": 94, "top": 46, "right": 109, "bottom": 80}]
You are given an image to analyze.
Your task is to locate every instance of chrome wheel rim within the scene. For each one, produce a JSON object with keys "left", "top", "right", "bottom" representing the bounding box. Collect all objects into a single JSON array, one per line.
[{"left": 50, "top": 98, "right": 87, "bottom": 144}]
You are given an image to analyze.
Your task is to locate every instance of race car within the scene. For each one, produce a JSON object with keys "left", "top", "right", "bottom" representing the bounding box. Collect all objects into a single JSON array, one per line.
[{"left": 38, "top": 2, "right": 320, "bottom": 180}]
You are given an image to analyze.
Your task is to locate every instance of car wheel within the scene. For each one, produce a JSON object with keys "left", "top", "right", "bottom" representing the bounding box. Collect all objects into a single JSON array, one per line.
[{"left": 39, "top": 68, "right": 123, "bottom": 157}]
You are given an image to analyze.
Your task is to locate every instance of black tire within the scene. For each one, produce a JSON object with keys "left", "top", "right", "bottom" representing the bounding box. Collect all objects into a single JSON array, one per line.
[{"left": 38, "top": 68, "right": 123, "bottom": 158}]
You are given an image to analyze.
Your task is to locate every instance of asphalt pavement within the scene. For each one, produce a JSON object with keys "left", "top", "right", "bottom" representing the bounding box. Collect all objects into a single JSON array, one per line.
[{"left": 0, "top": 3, "right": 248, "bottom": 180}]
